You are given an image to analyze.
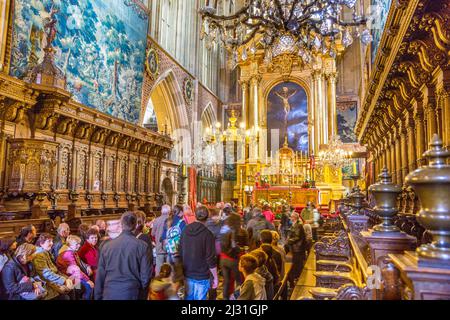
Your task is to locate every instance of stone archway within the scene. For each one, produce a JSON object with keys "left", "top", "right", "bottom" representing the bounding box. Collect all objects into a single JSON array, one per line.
[{"left": 141, "top": 70, "right": 191, "bottom": 164}]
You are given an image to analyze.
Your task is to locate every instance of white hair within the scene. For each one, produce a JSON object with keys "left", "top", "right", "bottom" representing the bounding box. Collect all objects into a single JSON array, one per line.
[
  {"left": 57, "top": 223, "right": 70, "bottom": 234},
  {"left": 161, "top": 204, "right": 171, "bottom": 216}
]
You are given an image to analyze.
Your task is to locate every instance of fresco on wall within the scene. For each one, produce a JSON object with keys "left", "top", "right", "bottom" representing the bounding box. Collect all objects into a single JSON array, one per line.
[
  {"left": 370, "top": 0, "right": 392, "bottom": 64},
  {"left": 9, "top": 0, "right": 149, "bottom": 124},
  {"left": 267, "top": 82, "right": 308, "bottom": 153},
  {"left": 337, "top": 102, "right": 358, "bottom": 143}
]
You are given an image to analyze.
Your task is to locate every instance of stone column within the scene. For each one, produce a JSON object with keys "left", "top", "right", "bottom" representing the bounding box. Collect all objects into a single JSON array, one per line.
[
  {"left": 414, "top": 107, "right": 426, "bottom": 167},
  {"left": 399, "top": 117, "right": 409, "bottom": 183},
  {"left": 405, "top": 110, "right": 416, "bottom": 172}
]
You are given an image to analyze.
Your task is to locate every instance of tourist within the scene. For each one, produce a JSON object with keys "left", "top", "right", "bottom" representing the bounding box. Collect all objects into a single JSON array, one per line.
[
  {"left": 262, "top": 204, "right": 275, "bottom": 224},
  {"left": 52, "top": 223, "right": 70, "bottom": 261},
  {"left": 32, "top": 233, "right": 74, "bottom": 300},
  {"left": 0, "top": 238, "right": 17, "bottom": 269},
  {"left": 237, "top": 254, "right": 266, "bottom": 300},
  {"left": 219, "top": 213, "right": 244, "bottom": 300},
  {"left": 78, "top": 228, "right": 99, "bottom": 280},
  {"left": 161, "top": 205, "right": 185, "bottom": 285},
  {"left": 98, "top": 220, "right": 122, "bottom": 251},
  {"left": 56, "top": 235, "right": 93, "bottom": 300},
  {"left": 243, "top": 206, "right": 254, "bottom": 226},
  {"left": 95, "top": 212, "right": 153, "bottom": 300},
  {"left": 279, "top": 206, "right": 291, "bottom": 243},
  {"left": 1, "top": 243, "right": 46, "bottom": 300},
  {"left": 149, "top": 263, "right": 178, "bottom": 300},
  {"left": 179, "top": 206, "right": 218, "bottom": 300},
  {"left": 77, "top": 223, "right": 90, "bottom": 246},
  {"left": 183, "top": 204, "right": 196, "bottom": 225},
  {"left": 259, "top": 230, "right": 282, "bottom": 285},
  {"left": 152, "top": 204, "right": 170, "bottom": 274},
  {"left": 270, "top": 230, "right": 286, "bottom": 269},
  {"left": 246, "top": 207, "right": 275, "bottom": 250},
  {"left": 16, "top": 225, "right": 37, "bottom": 246},
  {"left": 286, "top": 212, "right": 307, "bottom": 288},
  {"left": 134, "top": 211, "right": 154, "bottom": 261},
  {"left": 249, "top": 250, "right": 275, "bottom": 300},
  {"left": 300, "top": 201, "right": 315, "bottom": 224},
  {"left": 95, "top": 219, "right": 107, "bottom": 238},
  {"left": 206, "top": 208, "right": 223, "bottom": 256}
]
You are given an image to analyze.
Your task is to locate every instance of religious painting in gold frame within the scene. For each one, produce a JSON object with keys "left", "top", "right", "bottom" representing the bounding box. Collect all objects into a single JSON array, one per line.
[
  {"left": 146, "top": 47, "right": 159, "bottom": 80},
  {"left": 184, "top": 77, "right": 194, "bottom": 105}
]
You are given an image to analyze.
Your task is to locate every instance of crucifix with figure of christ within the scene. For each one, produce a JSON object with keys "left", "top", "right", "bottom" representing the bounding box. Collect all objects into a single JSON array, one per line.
[{"left": 275, "top": 86, "right": 297, "bottom": 142}]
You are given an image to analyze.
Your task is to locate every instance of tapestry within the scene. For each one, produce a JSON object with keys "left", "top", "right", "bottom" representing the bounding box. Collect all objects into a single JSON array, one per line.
[
  {"left": 267, "top": 82, "right": 308, "bottom": 153},
  {"left": 370, "top": 0, "right": 392, "bottom": 64},
  {"left": 337, "top": 101, "right": 358, "bottom": 143},
  {"left": 9, "top": 0, "right": 149, "bottom": 124}
]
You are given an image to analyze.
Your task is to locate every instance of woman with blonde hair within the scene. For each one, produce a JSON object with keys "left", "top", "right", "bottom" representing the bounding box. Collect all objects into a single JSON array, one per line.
[
  {"left": 1, "top": 243, "right": 46, "bottom": 300},
  {"left": 57, "top": 235, "right": 93, "bottom": 300}
]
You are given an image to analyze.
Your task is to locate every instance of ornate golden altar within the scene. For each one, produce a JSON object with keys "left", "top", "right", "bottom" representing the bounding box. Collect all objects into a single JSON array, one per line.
[{"left": 253, "top": 186, "right": 319, "bottom": 208}]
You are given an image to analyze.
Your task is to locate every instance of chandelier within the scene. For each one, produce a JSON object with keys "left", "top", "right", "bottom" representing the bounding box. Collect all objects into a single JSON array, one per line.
[
  {"left": 318, "top": 135, "right": 353, "bottom": 169},
  {"left": 200, "top": 0, "right": 372, "bottom": 68}
]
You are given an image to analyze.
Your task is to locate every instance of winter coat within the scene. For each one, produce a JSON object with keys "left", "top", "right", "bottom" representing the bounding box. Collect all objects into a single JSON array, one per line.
[
  {"left": 287, "top": 221, "right": 307, "bottom": 254},
  {"left": 51, "top": 235, "right": 66, "bottom": 261},
  {"left": 78, "top": 242, "right": 98, "bottom": 279},
  {"left": 238, "top": 272, "right": 267, "bottom": 300},
  {"left": 94, "top": 231, "right": 153, "bottom": 300},
  {"left": 179, "top": 222, "right": 216, "bottom": 280},
  {"left": 32, "top": 247, "right": 68, "bottom": 300},
  {"left": 56, "top": 246, "right": 90, "bottom": 282},
  {"left": 262, "top": 210, "right": 275, "bottom": 223},
  {"left": 247, "top": 216, "right": 275, "bottom": 242},
  {"left": 1, "top": 257, "right": 35, "bottom": 300},
  {"left": 151, "top": 212, "right": 169, "bottom": 254},
  {"left": 255, "top": 265, "right": 274, "bottom": 300}
]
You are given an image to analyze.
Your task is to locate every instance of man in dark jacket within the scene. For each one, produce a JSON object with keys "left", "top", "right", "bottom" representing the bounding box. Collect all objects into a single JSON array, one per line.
[
  {"left": 51, "top": 223, "right": 70, "bottom": 261},
  {"left": 246, "top": 208, "right": 275, "bottom": 250},
  {"left": 287, "top": 212, "right": 307, "bottom": 288},
  {"left": 179, "top": 206, "right": 218, "bottom": 300},
  {"left": 94, "top": 212, "right": 153, "bottom": 300}
]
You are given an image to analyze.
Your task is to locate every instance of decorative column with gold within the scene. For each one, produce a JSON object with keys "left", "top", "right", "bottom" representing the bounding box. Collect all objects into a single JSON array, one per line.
[
  {"left": 414, "top": 103, "right": 426, "bottom": 167},
  {"left": 424, "top": 87, "right": 438, "bottom": 143},
  {"left": 394, "top": 127, "right": 402, "bottom": 184},
  {"left": 312, "top": 70, "right": 322, "bottom": 152},
  {"left": 327, "top": 71, "right": 337, "bottom": 139},
  {"left": 406, "top": 109, "right": 417, "bottom": 172},
  {"left": 248, "top": 75, "right": 261, "bottom": 161},
  {"left": 438, "top": 84, "right": 450, "bottom": 149},
  {"left": 399, "top": 116, "right": 409, "bottom": 182}
]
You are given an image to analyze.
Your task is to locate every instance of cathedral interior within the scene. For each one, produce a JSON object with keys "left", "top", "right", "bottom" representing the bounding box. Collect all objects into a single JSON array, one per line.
[{"left": 0, "top": 0, "right": 450, "bottom": 301}]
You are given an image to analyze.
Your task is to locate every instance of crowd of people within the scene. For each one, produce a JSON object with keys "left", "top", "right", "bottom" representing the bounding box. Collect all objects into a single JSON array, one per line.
[{"left": 0, "top": 202, "right": 318, "bottom": 300}]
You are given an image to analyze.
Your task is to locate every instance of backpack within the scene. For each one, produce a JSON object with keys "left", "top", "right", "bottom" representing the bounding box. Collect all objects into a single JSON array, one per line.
[{"left": 165, "top": 219, "right": 183, "bottom": 255}]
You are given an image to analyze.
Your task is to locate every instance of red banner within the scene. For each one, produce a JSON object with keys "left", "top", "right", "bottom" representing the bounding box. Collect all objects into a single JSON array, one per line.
[{"left": 188, "top": 166, "right": 197, "bottom": 211}]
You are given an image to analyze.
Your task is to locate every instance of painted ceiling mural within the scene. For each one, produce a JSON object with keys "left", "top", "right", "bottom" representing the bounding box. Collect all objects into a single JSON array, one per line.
[
  {"left": 9, "top": 0, "right": 149, "bottom": 124},
  {"left": 370, "top": 0, "right": 392, "bottom": 64},
  {"left": 267, "top": 82, "right": 309, "bottom": 153}
]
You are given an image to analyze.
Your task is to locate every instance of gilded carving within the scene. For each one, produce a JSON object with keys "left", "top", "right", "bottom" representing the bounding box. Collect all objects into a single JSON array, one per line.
[{"left": 77, "top": 150, "right": 87, "bottom": 190}]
